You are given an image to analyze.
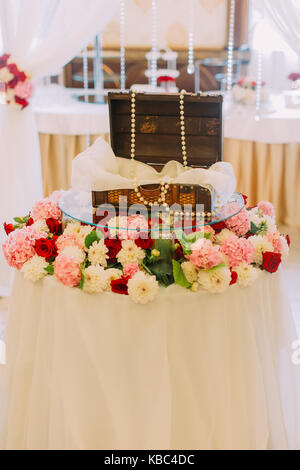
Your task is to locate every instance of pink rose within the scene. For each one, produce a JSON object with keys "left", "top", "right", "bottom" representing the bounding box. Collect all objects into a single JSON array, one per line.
[
  {"left": 2, "top": 226, "right": 47, "bottom": 270},
  {"left": 221, "top": 235, "right": 255, "bottom": 268},
  {"left": 31, "top": 197, "right": 61, "bottom": 222},
  {"left": 54, "top": 253, "right": 81, "bottom": 287},
  {"left": 257, "top": 201, "right": 275, "bottom": 218},
  {"left": 14, "top": 80, "right": 34, "bottom": 100},
  {"left": 187, "top": 238, "right": 222, "bottom": 269},
  {"left": 123, "top": 263, "right": 140, "bottom": 278}
]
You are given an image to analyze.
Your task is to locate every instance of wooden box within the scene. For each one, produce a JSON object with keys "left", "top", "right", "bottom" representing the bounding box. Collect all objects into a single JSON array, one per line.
[{"left": 92, "top": 92, "right": 223, "bottom": 217}]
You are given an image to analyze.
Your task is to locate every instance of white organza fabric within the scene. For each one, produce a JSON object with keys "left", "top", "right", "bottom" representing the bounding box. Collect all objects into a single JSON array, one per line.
[
  {"left": 0, "top": 270, "right": 299, "bottom": 450},
  {"left": 71, "top": 137, "right": 236, "bottom": 204}
]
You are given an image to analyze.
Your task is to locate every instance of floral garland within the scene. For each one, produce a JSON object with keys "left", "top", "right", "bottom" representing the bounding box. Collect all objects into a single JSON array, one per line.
[
  {"left": 2, "top": 192, "right": 290, "bottom": 305},
  {"left": 0, "top": 54, "right": 34, "bottom": 109}
]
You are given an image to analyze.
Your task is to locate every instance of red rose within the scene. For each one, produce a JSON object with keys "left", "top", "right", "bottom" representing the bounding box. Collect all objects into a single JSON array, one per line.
[
  {"left": 212, "top": 220, "right": 226, "bottom": 233},
  {"left": 242, "top": 194, "right": 248, "bottom": 205},
  {"left": 14, "top": 96, "right": 29, "bottom": 109},
  {"left": 111, "top": 276, "right": 129, "bottom": 295},
  {"left": 26, "top": 217, "right": 34, "bottom": 226},
  {"left": 4, "top": 222, "right": 14, "bottom": 235},
  {"left": 244, "top": 232, "right": 255, "bottom": 239},
  {"left": 262, "top": 251, "right": 282, "bottom": 273},
  {"left": 285, "top": 234, "right": 291, "bottom": 247},
  {"left": 135, "top": 236, "right": 154, "bottom": 250},
  {"left": 174, "top": 243, "right": 184, "bottom": 261},
  {"left": 0, "top": 53, "right": 10, "bottom": 69},
  {"left": 7, "top": 77, "right": 18, "bottom": 89},
  {"left": 104, "top": 238, "right": 122, "bottom": 263},
  {"left": 46, "top": 217, "right": 62, "bottom": 235},
  {"left": 35, "top": 238, "right": 58, "bottom": 261},
  {"left": 230, "top": 269, "right": 238, "bottom": 285}
]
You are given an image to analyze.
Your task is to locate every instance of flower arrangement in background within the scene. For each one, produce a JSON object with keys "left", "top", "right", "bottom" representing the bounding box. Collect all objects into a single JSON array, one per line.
[
  {"left": 288, "top": 72, "right": 300, "bottom": 90},
  {"left": 2, "top": 192, "right": 290, "bottom": 305},
  {"left": 232, "top": 76, "right": 267, "bottom": 106},
  {"left": 0, "top": 54, "right": 34, "bottom": 109}
]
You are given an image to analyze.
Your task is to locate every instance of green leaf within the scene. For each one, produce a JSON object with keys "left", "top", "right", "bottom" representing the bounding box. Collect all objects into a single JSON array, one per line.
[
  {"left": 143, "top": 239, "right": 174, "bottom": 286},
  {"left": 250, "top": 221, "right": 267, "bottom": 235},
  {"left": 13, "top": 217, "right": 24, "bottom": 224},
  {"left": 206, "top": 262, "right": 226, "bottom": 272},
  {"left": 250, "top": 221, "right": 260, "bottom": 234},
  {"left": 172, "top": 260, "right": 192, "bottom": 289},
  {"left": 44, "top": 264, "right": 54, "bottom": 275},
  {"left": 84, "top": 230, "right": 103, "bottom": 249},
  {"left": 79, "top": 272, "right": 85, "bottom": 290}
]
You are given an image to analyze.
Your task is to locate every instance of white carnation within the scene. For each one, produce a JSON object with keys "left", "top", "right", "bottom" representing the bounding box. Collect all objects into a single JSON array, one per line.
[
  {"left": 251, "top": 235, "right": 273, "bottom": 265},
  {"left": 117, "top": 239, "right": 145, "bottom": 266},
  {"left": 181, "top": 261, "right": 198, "bottom": 283},
  {"left": 105, "top": 268, "right": 122, "bottom": 291},
  {"left": 61, "top": 245, "right": 85, "bottom": 263},
  {"left": 235, "top": 263, "right": 260, "bottom": 287},
  {"left": 21, "top": 255, "right": 48, "bottom": 282},
  {"left": 128, "top": 272, "right": 159, "bottom": 304},
  {"left": 88, "top": 240, "right": 108, "bottom": 267},
  {"left": 197, "top": 266, "right": 231, "bottom": 294},
  {"left": 64, "top": 221, "right": 93, "bottom": 248},
  {"left": 214, "top": 228, "right": 236, "bottom": 245},
  {"left": 32, "top": 219, "right": 49, "bottom": 233},
  {"left": 82, "top": 265, "right": 107, "bottom": 294}
]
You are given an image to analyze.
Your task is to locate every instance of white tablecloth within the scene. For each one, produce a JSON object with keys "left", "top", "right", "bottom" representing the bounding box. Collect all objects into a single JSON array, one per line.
[
  {"left": 33, "top": 86, "right": 300, "bottom": 144},
  {"left": 0, "top": 270, "right": 299, "bottom": 450}
]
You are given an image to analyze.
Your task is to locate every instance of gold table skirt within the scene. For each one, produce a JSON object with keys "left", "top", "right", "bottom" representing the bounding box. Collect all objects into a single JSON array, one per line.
[{"left": 39, "top": 134, "right": 300, "bottom": 227}]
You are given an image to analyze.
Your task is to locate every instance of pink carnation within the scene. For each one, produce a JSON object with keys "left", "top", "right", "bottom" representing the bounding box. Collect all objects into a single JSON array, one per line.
[
  {"left": 31, "top": 197, "right": 62, "bottom": 222},
  {"left": 127, "top": 215, "right": 148, "bottom": 240},
  {"left": 123, "top": 263, "right": 140, "bottom": 278},
  {"left": 54, "top": 253, "right": 81, "bottom": 287},
  {"left": 221, "top": 234, "right": 255, "bottom": 268},
  {"left": 225, "top": 205, "right": 250, "bottom": 237},
  {"left": 56, "top": 233, "right": 82, "bottom": 253},
  {"left": 267, "top": 231, "right": 283, "bottom": 252},
  {"left": 258, "top": 201, "right": 275, "bottom": 218},
  {"left": 204, "top": 225, "right": 215, "bottom": 242},
  {"left": 2, "top": 226, "right": 47, "bottom": 270},
  {"left": 14, "top": 80, "right": 34, "bottom": 100},
  {"left": 187, "top": 238, "right": 222, "bottom": 269}
]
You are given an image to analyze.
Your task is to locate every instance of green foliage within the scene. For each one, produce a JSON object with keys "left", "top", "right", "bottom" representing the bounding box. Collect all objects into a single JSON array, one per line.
[
  {"left": 172, "top": 260, "right": 192, "bottom": 289},
  {"left": 143, "top": 239, "right": 174, "bottom": 286},
  {"left": 84, "top": 230, "right": 104, "bottom": 249},
  {"left": 174, "top": 228, "right": 211, "bottom": 253},
  {"left": 44, "top": 264, "right": 54, "bottom": 275},
  {"left": 250, "top": 221, "right": 267, "bottom": 235}
]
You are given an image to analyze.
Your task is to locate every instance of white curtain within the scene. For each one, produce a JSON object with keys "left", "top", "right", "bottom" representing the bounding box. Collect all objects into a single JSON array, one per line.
[
  {"left": 0, "top": 0, "right": 119, "bottom": 294},
  {"left": 263, "top": 0, "right": 300, "bottom": 57}
]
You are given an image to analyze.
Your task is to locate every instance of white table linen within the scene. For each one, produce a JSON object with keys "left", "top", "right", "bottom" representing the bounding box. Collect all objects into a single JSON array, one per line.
[{"left": 0, "top": 270, "right": 299, "bottom": 450}]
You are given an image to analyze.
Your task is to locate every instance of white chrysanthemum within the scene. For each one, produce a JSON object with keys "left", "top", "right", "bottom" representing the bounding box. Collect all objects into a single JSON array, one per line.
[
  {"left": 251, "top": 235, "right": 273, "bottom": 265},
  {"left": 235, "top": 263, "right": 260, "bottom": 287},
  {"left": 279, "top": 236, "right": 289, "bottom": 261},
  {"left": 197, "top": 266, "right": 231, "bottom": 294},
  {"left": 82, "top": 265, "right": 107, "bottom": 294},
  {"left": 32, "top": 219, "right": 49, "bottom": 233},
  {"left": 214, "top": 228, "right": 236, "bottom": 245},
  {"left": 64, "top": 221, "right": 93, "bottom": 248},
  {"left": 61, "top": 246, "right": 85, "bottom": 263},
  {"left": 181, "top": 261, "right": 198, "bottom": 283},
  {"left": 128, "top": 272, "right": 159, "bottom": 304},
  {"left": 249, "top": 208, "right": 276, "bottom": 233},
  {"left": 117, "top": 240, "right": 145, "bottom": 266},
  {"left": 105, "top": 268, "right": 122, "bottom": 291},
  {"left": 108, "top": 216, "right": 128, "bottom": 238},
  {"left": 21, "top": 255, "right": 48, "bottom": 282},
  {"left": 191, "top": 282, "right": 200, "bottom": 292},
  {"left": 88, "top": 240, "right": 108, "bottom": 267}
]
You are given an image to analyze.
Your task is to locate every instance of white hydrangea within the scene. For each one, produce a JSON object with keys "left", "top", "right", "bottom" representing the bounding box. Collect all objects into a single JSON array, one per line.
[
  {"left": 21, "top": 255, "right": 49, "bottom": 282},
  {"left": 235, "top": 263, "right": 260, "bottom": 287},
  {"left": 61, "top": 246, "right": 85, "bottom": 263},
  {"left": 105, "top": 268, "right": 122, "bottom": 291},
  {"left": 181, "top": 261, "right": 198, "bottom": 283},
  {"left": 117, "top": 240, "right": 145, "bottom": 266},
  {"left": 87, "top": 240, "right": 108, "bottom": 267},
  {"left": 197, "top": 266, "right": 231, "bottom": 294},
  {"left": 32, "top": 219, "right": 49, "bottom": 233},
  {"left": 64, "top": 221, "right": 94, "bottom": 248},
  {"left": 214, "top": 228, "right": 236, "bottom": 245},
  {"left": 251, "top": 235, "right": 273, "bottom": 265},
  {"left": 128, "top": 272, "right": 159, "bottom": 304},
  {"left": 82, "top": 265, "right": 107, "bottom": 294}
]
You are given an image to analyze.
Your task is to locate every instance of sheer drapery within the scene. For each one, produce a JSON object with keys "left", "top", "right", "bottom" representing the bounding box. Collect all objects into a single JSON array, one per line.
[
  {"left": 0, "top": 0, "right": 118, "bottom": 293},
  {"left": 263, "top": 0, "right": 300, "bottom": 57}
]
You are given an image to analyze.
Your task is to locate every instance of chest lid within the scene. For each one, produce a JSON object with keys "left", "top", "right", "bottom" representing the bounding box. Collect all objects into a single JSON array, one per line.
[{"left": 108, "top": 91, "right": 223, "bottom": 169}]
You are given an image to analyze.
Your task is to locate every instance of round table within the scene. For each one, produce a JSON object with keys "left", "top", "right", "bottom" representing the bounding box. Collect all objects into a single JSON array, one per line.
[{"left": 0, "top": 270, "right": 299, "bottom": 450}]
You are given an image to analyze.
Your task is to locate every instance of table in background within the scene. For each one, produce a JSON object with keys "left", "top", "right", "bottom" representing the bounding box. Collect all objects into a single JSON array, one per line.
[
  {"left": 34, "top": 87, "right": 300, "bottom": 227},
  {"left": 0, "top": 270, "right": 299, "bottom": 450}
]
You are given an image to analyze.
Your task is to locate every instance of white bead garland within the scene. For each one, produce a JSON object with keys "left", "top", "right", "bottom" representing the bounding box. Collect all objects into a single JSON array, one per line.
[
  {"left": 226, "top": 0, "right": 235, "bottom": 94},
  {"left": 187, "top": 0, "right": 195, "bottom": 75},
  {"left": 150, "top": 0, "right": 158, "bottom": 88},
  {"left": 120, "top": 0, "right": 126, "bottom": 91}
]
